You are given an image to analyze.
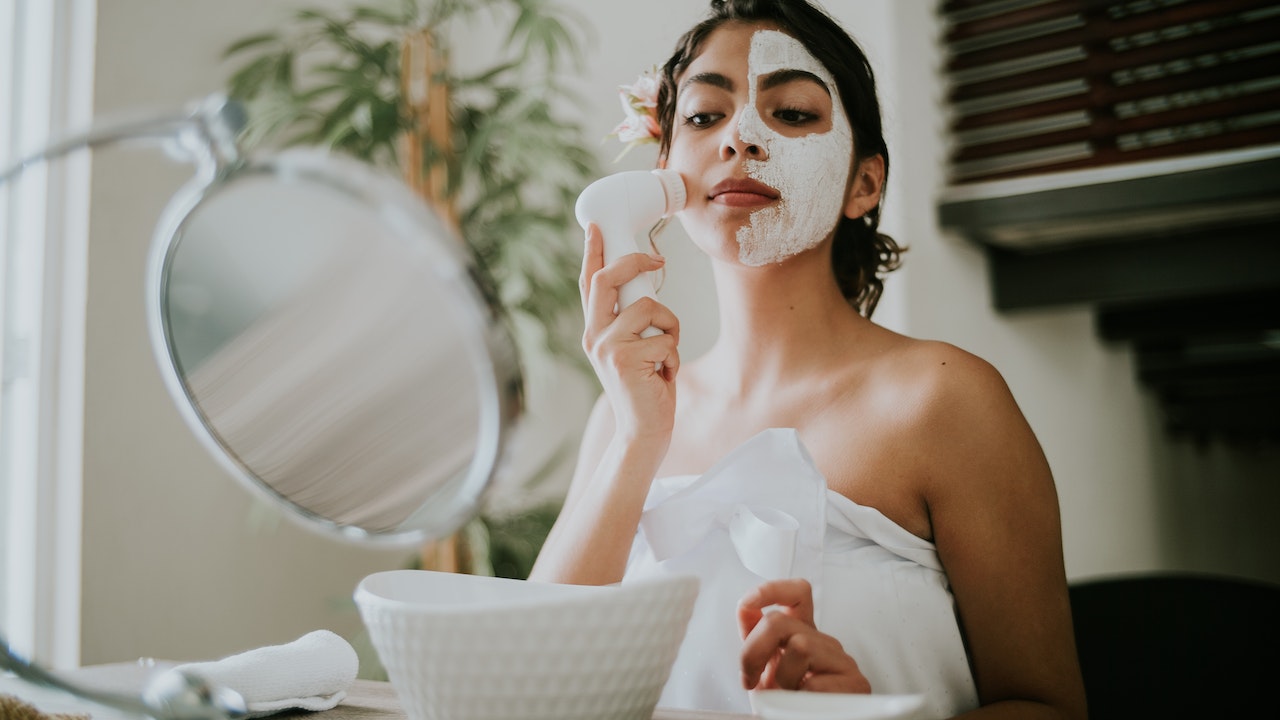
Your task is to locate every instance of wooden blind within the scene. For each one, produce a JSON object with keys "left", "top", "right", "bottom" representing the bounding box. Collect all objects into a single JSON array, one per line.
[{"left": 941, "top": 0, "right": 1280, "bottom": 183}]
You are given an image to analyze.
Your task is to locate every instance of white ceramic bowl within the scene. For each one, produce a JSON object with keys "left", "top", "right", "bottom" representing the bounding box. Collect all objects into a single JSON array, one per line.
[{"left": 354, "top": 570, "right": 699, "bottom": 720}]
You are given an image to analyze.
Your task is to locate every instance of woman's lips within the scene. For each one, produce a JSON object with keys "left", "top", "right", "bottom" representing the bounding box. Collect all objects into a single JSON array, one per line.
[{"left": 709, "top": 178, "right": 780, "bottom": 208}]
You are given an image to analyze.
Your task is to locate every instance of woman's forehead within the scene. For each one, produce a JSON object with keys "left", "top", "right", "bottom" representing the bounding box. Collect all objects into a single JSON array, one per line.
[
  {"left": 680, "top": 22, "right": 774, "bottom": 77},
  {"left": 680, "top": 24, "right": 833, "bottom": 92},
  {"left": 748, "top": 30, "right": 831, "bottom": 83}
]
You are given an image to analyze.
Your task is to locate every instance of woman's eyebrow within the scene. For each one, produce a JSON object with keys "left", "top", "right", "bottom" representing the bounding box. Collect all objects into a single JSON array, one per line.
[
  {"left": 760, "top": 69, "right": 831, "bottom": 96},
  {"left": 680, "top": 72, "right": 734, "bottom": 94}
]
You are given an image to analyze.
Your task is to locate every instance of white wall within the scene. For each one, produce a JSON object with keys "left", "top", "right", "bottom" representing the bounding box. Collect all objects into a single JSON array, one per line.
[
  {"left": 81, "top": 0, "right": 1278, "bottom": 668},
  {"left": 82, "top": 0, "right": 410, "bottom": 666},
  {"left": 880, "top": 0, "right": 1280, "bottom": 584}
]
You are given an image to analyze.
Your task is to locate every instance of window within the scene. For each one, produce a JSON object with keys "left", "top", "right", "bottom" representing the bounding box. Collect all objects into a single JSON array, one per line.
[
  {"left": 0, "top": 0, "right": 95, "bottom": 669},
  {"left": 941, "top": 0, "right": 1280, "bottom": 184}
]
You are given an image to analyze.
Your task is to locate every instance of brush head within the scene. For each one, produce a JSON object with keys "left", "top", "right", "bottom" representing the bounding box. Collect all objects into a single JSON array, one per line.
[
  {"left": 575, "top": 170, "right": 685, "bottom": 233},
  {"left": 652, "top": 169, "right": 686, "bottom": 216}
]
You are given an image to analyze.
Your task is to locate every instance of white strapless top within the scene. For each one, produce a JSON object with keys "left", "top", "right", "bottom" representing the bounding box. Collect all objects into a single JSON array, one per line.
[{"left": 623, "top": 429, "right": 978, "bottom": 719}]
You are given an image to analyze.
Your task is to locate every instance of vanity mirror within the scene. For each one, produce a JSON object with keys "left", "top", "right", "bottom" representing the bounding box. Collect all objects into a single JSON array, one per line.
[{"left": 1, "top": 94, "right": 524, "bottom": 717}]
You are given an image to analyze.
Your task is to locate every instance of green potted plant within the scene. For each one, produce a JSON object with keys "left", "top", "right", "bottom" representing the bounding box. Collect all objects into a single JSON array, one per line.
[{"left": 222, "top": 0, "right": 598, "bottom": 578}]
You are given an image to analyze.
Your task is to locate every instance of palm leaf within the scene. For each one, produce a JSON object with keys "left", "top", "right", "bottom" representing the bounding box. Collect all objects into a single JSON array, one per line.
[{"left": 223, "top": 31, "right": 282, "bottom": 58}]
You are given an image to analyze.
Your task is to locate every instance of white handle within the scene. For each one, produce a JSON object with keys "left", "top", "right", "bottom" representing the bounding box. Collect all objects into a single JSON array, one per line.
[{"left": 598, "top": 220, "right": 661, "bottom": 340}]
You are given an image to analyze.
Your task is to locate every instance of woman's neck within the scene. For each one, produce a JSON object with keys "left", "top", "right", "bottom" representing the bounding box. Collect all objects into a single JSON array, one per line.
[{"left": 699, "top": 248, "right": 869, "bottom": 394}]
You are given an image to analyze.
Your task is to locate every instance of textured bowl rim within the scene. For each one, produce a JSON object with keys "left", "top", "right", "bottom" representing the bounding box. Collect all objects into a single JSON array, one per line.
[{"left": 354, "top": 569, "right": 699, "bottom": 616}]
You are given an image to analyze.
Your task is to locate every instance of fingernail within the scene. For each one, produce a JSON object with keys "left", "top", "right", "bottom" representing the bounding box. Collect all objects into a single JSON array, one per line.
[{"left": 649, "top": 253, "right": 665, "bottom": 263}]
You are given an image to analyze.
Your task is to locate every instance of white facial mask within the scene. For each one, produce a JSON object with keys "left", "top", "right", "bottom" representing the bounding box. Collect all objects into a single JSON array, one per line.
[{"left": 737, "top": 30, "right": 854, "bottom": 266}]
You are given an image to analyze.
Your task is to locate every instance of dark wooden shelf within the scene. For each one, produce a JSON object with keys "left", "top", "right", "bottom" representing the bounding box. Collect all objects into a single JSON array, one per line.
[{"left": 938, "top": 153, "right": 1280, "bottom": 443}]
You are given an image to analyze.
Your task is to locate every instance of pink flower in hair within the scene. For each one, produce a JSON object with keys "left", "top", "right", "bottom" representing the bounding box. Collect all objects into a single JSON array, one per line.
[{"left": 609, "top": 67, "right": 661, "bottom": 160}]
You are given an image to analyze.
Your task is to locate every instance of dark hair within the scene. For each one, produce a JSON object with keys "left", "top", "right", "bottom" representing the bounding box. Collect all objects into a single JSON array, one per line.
[{"left": 656, "top": 0, "right": 903, "bottom": 317}]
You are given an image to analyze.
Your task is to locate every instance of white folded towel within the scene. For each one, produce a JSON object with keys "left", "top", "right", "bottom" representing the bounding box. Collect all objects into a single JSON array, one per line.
[{"left": 173, "top": 630, "right": 358, "bottom": 718}]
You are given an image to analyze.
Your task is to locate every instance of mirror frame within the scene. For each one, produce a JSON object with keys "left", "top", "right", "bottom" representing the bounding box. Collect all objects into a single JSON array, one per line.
[{"left": 145, "top": 148, "right": 525, "bottom": 547}]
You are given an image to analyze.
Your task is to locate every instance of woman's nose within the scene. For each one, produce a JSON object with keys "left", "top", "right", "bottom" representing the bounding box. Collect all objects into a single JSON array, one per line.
[{"left": 720, "top": 111, "right": 767, "bottom": 160}]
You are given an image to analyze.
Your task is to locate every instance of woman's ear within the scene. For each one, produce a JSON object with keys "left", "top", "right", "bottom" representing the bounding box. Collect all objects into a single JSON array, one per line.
[{"left": 843, "top": 154, "right": 884, "bottom": 220}]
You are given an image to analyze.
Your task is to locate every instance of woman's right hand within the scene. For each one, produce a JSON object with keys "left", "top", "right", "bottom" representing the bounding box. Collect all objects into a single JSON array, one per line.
[{"left": 580, "top": 222, "right": 681, "bottom": 444}]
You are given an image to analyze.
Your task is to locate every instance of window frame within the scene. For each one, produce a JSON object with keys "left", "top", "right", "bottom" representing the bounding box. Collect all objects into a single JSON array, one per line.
[{"left": 1, "top": 0, "right": 96, "bottom": 669}]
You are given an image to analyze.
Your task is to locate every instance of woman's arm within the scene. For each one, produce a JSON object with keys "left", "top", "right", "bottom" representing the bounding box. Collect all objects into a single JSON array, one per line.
[
  {"left": 528, "top": 224, "right": 681, "bottom": 585},
  {"left": 921, "top": 347, "right": 1087, "bottom": 720},
  {"left": 529, "top": 396, "right": 666, "bottom": 584}
]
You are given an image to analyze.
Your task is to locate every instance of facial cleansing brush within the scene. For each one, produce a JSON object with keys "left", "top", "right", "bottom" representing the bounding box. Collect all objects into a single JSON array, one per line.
[{"left": 574, "top": 169, "right": 686, "bottom": 338}]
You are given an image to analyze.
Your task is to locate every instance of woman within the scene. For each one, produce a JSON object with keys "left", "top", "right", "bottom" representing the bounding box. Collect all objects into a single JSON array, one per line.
[{"left": 531, "top": 1, "right": 1086, "bottom": 718}]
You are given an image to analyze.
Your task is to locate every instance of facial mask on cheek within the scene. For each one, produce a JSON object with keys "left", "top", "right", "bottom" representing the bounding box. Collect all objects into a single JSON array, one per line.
[{"left": 736, "top": 30, "right": 854, "bottom": 266}]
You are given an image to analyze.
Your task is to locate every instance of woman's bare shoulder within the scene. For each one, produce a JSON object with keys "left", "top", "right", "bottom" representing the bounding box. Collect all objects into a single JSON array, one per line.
[
  {"left": 866, "top": 334, "right": 1008, "bottom": 407},
  {"left": 866, "top": 335, "right": 1031, "bottom": 455},
  {"left": 879, "top": 335, "right": 1048, "bottom": 485}
]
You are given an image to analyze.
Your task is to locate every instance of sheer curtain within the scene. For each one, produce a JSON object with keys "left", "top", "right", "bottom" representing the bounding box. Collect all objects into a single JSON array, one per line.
[{"left": 0, "top": 0, "right": 96, "bottom": 669}]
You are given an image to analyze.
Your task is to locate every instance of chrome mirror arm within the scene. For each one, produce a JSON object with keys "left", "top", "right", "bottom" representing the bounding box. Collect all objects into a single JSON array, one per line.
[{"left": 0, "top": 94, "right": 246, "bottom": 186}]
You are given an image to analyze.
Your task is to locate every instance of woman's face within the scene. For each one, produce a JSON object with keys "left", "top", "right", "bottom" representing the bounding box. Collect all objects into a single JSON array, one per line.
[{"left": 665, "top": 22, "right": 855, "bottom": 266}]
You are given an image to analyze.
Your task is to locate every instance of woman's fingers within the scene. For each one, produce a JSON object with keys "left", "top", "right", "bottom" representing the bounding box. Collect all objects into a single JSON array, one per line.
[
  {"left": 585, "top": 254, "right": 668, "bottom": 337},
  {"left": 740, "top": 611, "right": 870, "bottom": 693},
  {"left": 738, "top": 578, "right": 816, "bottom": 639},
  {"left": 579, "top": 223, "right": 674, "bottom": 347},
  {"left": 770, "top": 631, "right": 818, "bottom": 690},
  {"left": 738, "top": 579, "right": 870, "bottom": 694},
  {"left": 579, "top": 223, "right": 604, "bottom": 309},
  {"left": 610, "top": 296, "right": 680, "bottom": 344},
  {"left": 591, "top": 318, "right": 680, "bottom": 375},
  {"left": 585, "top": 296, "right": 679, "bottom": 368},
  {"left": 740, "top": 611, "right": 811, "bottom": 689}
]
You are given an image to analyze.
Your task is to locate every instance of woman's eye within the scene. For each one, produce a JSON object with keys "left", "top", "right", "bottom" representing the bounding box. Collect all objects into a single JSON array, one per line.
[
  {"left": 683, "top": 112, "right": 721, "bottom": 128},
  {"left": 774, "top": 107, "right": 818, "bottom": 125}
]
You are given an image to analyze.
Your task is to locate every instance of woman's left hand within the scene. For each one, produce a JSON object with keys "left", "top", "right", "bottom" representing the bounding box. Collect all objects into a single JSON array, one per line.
[{"left": 738, "top": 579, "right": 872, "bottom": 694}]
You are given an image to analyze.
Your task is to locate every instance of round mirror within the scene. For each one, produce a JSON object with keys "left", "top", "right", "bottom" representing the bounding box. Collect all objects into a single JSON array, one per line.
[{"left": 146, "top": 148, "right": 523, "bottom": 545}]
